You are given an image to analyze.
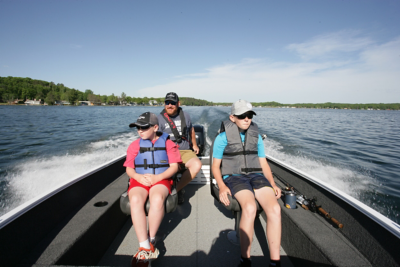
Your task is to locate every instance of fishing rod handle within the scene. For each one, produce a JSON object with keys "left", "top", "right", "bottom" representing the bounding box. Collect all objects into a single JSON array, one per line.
[
  {"left": 331, "top": 217, "right": 344, "bottom": 228},
  {"left": 318, "top": 207, "right": 329, "bottom": 217},
  {"left": 319, "top": 207, "right": 344, "bottom": 228}
]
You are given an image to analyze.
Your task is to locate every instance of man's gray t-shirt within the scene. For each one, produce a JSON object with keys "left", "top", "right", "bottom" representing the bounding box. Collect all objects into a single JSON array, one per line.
[{"left": 157, "top": 110, "right": 192, "bottom": 150}]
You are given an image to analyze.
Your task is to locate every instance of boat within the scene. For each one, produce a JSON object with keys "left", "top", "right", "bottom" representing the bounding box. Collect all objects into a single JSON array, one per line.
[{"left": 0, "top": 125, "right": 399, "bottom": 267}]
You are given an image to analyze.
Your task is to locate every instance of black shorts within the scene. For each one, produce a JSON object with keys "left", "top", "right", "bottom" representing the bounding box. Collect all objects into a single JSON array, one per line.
[{"left": 223, "top": 173, "right": 272, "bottom": 196}]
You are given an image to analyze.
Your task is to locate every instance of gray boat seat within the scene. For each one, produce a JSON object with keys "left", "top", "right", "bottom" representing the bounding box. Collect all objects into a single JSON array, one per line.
[
  {"left": 120, "top": 165, "right": 185, "bottom": 216},
  {"left": 209, "top": 132, "right": 263, "bottom": 244}
]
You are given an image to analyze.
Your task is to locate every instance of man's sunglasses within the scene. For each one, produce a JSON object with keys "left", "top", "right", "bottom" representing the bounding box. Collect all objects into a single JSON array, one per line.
[
  {"left": 165, "top": 100, "right": 177, "bottom": 106},
  {"left": 235, "top": 112, "right": 254, "bottom": 120},
  {"left": 136, "top": 125, "right": 152, "bottom": 130}
]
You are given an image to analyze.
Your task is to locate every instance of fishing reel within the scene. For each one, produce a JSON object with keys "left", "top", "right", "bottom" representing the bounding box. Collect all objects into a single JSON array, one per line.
[
  {"left": 307, "top": 197, "right": 319, "bottom": 213},
  {"left": 296, "top": 195, "right": 319, "bottom": 212}
]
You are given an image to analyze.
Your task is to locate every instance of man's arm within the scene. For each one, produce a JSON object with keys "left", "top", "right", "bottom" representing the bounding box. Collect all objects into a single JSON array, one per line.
[{"left": 190, "top": 127, "right": 200, "bottom": 154}]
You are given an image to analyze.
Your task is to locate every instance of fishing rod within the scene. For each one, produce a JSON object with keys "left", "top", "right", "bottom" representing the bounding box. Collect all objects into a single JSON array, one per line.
[{"left": 273, "top": 171, "right": 344, "bottom": 229}]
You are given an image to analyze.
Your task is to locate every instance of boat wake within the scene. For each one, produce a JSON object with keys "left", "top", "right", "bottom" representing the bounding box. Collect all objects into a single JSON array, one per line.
[
  {"left": 0, "top": 132, "right": 137, "bottom": 217},
  {"left": 263, "top": 137, "right": 374, "bottom": 196}
]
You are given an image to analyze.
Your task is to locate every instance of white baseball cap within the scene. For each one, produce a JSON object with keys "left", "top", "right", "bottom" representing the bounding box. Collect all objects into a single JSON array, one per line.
[{"left": 231, "top": 99, "right": 256, "bottom": 116}]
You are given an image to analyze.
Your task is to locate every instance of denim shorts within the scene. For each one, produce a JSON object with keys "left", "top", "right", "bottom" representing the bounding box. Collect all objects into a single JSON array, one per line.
[{"left": 223, "top": 173, "right": 272, "bottom": 196}]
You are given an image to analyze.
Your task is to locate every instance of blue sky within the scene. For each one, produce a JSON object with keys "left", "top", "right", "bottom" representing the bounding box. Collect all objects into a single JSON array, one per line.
[{"left": 1, "top": 0, "right": 399, "bottom": 103}]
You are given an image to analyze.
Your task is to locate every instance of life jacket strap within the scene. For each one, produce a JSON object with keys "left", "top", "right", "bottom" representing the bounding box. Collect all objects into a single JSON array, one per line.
[
  {"left": 139, "top": 147, "right": 167, "bottom": 153},
  {"left": 135, "top": 163, "right": 170, "bottom": 169},
  {"left": 160, "top": 108, "right": 187, "bottom": 144},
  {"left": 241, "top": 168, "right": 263, "bottom": 173},
  {"left": 223, "top": 151, "right": 258, "bottom": 156}
]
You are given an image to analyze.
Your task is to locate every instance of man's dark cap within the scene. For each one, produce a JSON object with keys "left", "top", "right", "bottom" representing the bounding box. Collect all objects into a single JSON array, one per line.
[
  {"left": 165, "top": 92, "right": 179, "bottom": 102},
  {"left": 129, "top": 112, "right": 159, "bottom": 128}
]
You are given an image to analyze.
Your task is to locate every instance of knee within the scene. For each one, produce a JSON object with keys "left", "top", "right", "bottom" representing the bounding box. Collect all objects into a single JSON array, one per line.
[
  {"left": 266, "top": 202, "right": 281, "bottom": 220},
  {"left": 129, "top": 195, "right": 145, "bottom": 209},
  {"left": 188, "top": 158, "right": 202, "bottom": 173},
  {"left": 241, "top": 203, "right": 257, "bottom": 219},
  {"left": 150, "top": 194, "right": 166, "bottom": 211}
]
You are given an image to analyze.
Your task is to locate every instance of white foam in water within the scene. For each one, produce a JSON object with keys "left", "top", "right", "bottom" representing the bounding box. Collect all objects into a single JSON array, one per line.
[
  {"left": 202, "top": 122, "right": 212, "bottom": 156},
  {"left": 1, "top": 132, "right": 138, "bottom": 216},
  {"left": 263, "top": 138, "right": 373, "bottom": 197}
]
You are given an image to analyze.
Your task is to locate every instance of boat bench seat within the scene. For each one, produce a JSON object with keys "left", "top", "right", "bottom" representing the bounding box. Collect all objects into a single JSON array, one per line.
[
  {"left": 25, "top": 173, "right": 129, "bottom": 266},
  {"left": 275, "top": 179, "right": 372, "bottom": 267}
]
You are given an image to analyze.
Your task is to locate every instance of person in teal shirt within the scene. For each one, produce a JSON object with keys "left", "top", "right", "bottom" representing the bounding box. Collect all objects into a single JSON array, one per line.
[{"left": 212, "top": 100, "right": 282, "bottom": 267}]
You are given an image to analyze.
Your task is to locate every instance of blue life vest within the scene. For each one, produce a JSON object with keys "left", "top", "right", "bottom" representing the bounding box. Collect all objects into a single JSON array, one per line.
[{"left": 134, "top": 132, "right": 170, "bottom": 174}]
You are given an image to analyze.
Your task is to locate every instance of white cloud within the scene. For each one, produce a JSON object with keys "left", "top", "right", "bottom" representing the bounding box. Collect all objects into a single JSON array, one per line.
[
  {"left": 136, "top": 32, "right": 400, "bottom": 104},
  {"left": 360, "top": 37, "right": 400, "bottom": 71},
  {"left": 286, "top": 29, "right": 374, "bottom": 60}
]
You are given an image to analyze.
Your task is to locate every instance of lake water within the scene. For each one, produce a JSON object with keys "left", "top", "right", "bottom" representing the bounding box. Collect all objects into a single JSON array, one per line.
[{"left": 0, "top": 105, "right": 399, "bottom": 224}]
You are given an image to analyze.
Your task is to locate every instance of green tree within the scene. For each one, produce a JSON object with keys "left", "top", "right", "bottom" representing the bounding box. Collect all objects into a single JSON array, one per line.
[
  {"left": 45, "top": 91, "right": 56, "bottom": 105},
  {"left": 68, "top": 89, "right": 78, "bottom": 103},
  {"left": 121, "top": 92, "right": 127, "bottom": 102},
  {"left": 107, "top": 93, "right": 117, "bottom": 105},
  {"left": 100, "top": 95, "right": 108, "bottom": 104},
  {"left": 84, "top": 89, "right": 93, "bottom": 101},
  {"left": 3, "top": 93, "right": 15, "bottom": 104}
]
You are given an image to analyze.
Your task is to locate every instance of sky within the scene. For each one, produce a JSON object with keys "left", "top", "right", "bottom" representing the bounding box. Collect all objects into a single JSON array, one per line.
[{"left": 1, "top": 0, "right": 399, "bottom": 104}]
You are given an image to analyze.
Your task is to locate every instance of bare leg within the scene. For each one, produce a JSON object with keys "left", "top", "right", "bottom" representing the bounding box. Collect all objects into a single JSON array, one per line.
[
  {"left": 234, "top": 190, "right": 258, "bottom": 258},
  {"left": 129, "top": 187, "right": 149, "bottom": 243},
  {"left": 255, "top": 187, "right": 281, "bottom": 260},
  {"left": 176, "top": 157, "right": 202, "bottom": 192},
  {"left": 147, "top": 184, "right": 169, "bottom": 238}
]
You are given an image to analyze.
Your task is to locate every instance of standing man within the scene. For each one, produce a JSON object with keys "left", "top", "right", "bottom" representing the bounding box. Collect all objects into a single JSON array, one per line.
[{"left": 157, "top": 92, "right": 202, "bottom": 204}]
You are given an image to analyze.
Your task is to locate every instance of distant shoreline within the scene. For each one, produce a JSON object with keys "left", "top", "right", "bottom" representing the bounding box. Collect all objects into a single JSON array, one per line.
[
  {"left": 2, "top": 103, "right": 399, "bottom": 111},
  {"left": 2, "top": 77, "right": 399, "bottom": 110}
]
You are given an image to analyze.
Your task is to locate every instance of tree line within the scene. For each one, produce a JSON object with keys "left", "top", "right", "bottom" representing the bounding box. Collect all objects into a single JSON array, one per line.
[
  {"left": 1, "top": 76, "right": 398, "bottom": 110},
  {"left": 253, "top": 101, "right": 400, "bottom": 110},
  {"left": 215, "top": 101, "right": 400, "bottom": 110},
  {"left": 0, "top": 76, "right": 212, "bottom": 106}
]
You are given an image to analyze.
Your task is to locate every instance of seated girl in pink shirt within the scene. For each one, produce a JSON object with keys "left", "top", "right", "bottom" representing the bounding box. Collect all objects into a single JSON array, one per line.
[{"left": 123, "top": 112, "right": 182, "bottom": 267}]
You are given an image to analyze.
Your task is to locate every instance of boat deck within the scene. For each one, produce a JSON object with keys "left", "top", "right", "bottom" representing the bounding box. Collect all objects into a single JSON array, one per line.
[{"left": 99, "top": 181, "right": 294, "bottom": 267}]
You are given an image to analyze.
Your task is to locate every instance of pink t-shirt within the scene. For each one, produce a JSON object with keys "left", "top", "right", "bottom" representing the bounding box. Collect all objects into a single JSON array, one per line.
[{"left": 123, "top": 138, "right": 182, "bottom": 169}]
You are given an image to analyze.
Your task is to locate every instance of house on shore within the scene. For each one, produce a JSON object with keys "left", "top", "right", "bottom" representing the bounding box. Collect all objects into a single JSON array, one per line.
[
  {"left": 25, "top": 99, "right": 43, "bottom": 105},
  {"left": 55, "top": 101, "right": 71, "bottom": 106},
  {"left": 78, "top": 101, "right": 101, "bottom": 106},
  {"left": 149, "top": 100, "right": 158, "bottom": 106},
  {"left": 12, "top": 99, "right": 24, "bottom": 104}
]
